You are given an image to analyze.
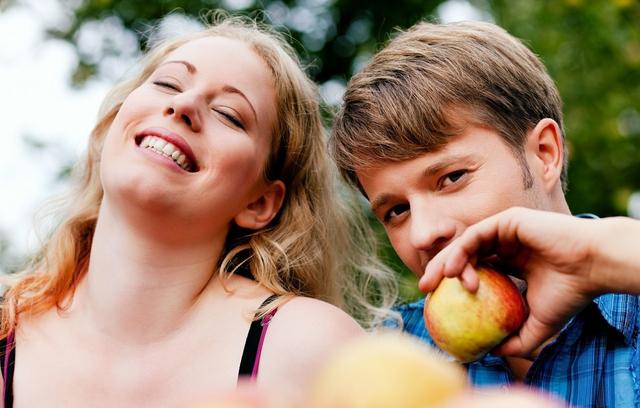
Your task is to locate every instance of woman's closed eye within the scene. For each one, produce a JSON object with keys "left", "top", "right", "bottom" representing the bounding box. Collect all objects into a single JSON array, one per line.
[
  {"left": 214, "top": 109, "right": 245, "bottom": 130},
  {"left": 153, "top": 81, "right": 181, "bottom": 92}
]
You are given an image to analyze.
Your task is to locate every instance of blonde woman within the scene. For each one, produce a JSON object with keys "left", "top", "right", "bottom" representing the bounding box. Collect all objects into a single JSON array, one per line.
[{"left": 0, "top": 15, "right": 396, "bottom": 407}]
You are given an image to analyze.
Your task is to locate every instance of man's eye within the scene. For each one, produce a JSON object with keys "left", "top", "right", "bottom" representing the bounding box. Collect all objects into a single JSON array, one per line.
[
  {"left": 383, "top": 203, "right": 410, "bottom": 222},
  {"left": 441, "top": 170, "right": 467, "bottom": 187},
  {"left": 153, "top": 81, "right": 180, "bottom": 92},
  {"left": 215, "top": 110, "right": 245, "bottom": 130}
]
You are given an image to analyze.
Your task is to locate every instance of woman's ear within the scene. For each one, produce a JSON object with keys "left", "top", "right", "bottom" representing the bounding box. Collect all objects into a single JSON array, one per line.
[
  {"left": 526, "top": 118, "right": 565, "bottom": 193},
  {"left": 234, "top": 180, "right": 286, "bottom": 230}
]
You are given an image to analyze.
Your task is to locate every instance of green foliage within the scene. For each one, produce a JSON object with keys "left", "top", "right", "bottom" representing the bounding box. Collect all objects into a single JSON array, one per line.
[
  {"left": 0, "top": 229, "right": 25, "bottom": 275},
  {"left": 483, "top": 0, "right": 640, "bottom": 216},
  {"left": 55, "top": 0, "right": 446, "bottom": 85},
  {"left": 369, "top": 212, "right": 422, "bottom": 302}
]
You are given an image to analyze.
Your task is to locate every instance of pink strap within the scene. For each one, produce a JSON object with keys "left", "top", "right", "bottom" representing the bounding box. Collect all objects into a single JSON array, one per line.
[{"left": 250, "top": 308, "right": 277, "bottom": 378}]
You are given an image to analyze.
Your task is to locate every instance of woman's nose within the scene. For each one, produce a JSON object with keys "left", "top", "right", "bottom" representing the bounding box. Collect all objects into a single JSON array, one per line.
[{"left": 165, "top": 92, "right": 202, "bottom": 133}]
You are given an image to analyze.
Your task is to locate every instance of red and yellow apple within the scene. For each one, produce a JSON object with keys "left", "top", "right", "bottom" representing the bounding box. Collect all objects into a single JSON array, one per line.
[{"left": 423, "top": 264, "right": 526, "bottom": 363}]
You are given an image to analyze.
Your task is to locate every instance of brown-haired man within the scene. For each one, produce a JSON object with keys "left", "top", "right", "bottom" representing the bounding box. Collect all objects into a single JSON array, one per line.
[{"left": 331, "top": 21, "right": 639, "bottom": 407}]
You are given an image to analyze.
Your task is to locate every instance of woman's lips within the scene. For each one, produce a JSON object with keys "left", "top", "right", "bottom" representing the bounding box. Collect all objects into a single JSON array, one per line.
[{"left": 135, "top": 127, "right": 199, "bottom": 172}]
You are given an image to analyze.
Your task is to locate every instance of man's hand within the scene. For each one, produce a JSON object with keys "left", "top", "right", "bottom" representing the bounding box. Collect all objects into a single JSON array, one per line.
[{"left": 418, "top": 207, "right": 604, "bottom": 358}]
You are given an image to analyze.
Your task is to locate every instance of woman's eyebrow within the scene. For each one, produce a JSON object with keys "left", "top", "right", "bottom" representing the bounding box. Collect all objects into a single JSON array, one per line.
[
  {"left": 158, "top": 60, "right": 197, "bottom": 74},
  {"left": 222, "top": 85, "right": 258, "bottom": 125}
]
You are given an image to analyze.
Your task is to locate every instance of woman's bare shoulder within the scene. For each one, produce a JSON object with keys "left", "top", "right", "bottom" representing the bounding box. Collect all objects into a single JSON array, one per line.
[
  {"left": 271, "top": 296, "right": 363, "bottom": 341},
  {"left": 255, "top": 296, "right": 364, "bottom": 402}
]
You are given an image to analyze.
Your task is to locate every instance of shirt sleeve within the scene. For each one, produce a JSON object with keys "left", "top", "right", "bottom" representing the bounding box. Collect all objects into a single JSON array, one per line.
[{"left": 593, "top": 293, "right": 639, "bottom": 345}]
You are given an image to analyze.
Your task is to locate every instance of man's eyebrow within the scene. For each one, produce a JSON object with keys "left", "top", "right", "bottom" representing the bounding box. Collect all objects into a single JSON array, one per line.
[
  {"left": 158, "top": 60, "right": 197, "bottom": 74},
  {"left": 222, "top": 85, "right": 258, "bottom": 125},
  {"left": 421, "top": 153, "right": 476, "bottom": 178},
  {"left": 369, "top": 153, "right": 477, "bottom": 215}
]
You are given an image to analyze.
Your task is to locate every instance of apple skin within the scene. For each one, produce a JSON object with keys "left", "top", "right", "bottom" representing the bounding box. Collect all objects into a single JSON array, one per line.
[{"left": 423, "top": 265, "right": 526, "bottom": 363}]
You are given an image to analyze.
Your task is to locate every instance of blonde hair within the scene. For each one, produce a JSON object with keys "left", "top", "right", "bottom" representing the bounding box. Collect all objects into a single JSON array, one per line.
[
  {"left": 1, "top": 13, "right": 398, "bottom": 337},
  {"left": 331, "top": 21, "right": 567, "bottom": 192}
]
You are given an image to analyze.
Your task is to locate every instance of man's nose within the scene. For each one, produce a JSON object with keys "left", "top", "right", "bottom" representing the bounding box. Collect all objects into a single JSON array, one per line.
[
  {"left": 409, "top": 206, "right": 457, "bottom": 257},
  {"left": 165, "top": 92, "right": 202, "bottom": 133}
]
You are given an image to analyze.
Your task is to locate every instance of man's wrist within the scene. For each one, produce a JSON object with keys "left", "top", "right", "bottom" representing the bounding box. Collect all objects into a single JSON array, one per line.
[{"left": 589, "top": 217, "right": 640, "bottom": 295}]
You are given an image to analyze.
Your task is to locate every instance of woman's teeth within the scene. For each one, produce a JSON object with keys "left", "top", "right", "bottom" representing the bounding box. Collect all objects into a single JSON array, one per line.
[{"left": 139, "top": 136, "right": 193, "bottom": 171}]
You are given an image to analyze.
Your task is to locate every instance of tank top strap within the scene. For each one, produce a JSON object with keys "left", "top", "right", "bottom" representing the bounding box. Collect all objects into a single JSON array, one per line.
[{"left": 237, "top": 294, "right": 279, "bottom": 380}]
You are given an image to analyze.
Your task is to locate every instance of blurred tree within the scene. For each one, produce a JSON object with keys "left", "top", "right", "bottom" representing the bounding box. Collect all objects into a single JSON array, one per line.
[
  {"left": 9, "top": 0, "right": 637, "bottom": 301},
  {"left": 482, "top": 0, "right": 640, "bottom": 216},
  {"left": 0, "top": 229, "right": 23, "bottom": 275},
  {"left": 52, "top": 0, "right": 447, "bottom": 87}
]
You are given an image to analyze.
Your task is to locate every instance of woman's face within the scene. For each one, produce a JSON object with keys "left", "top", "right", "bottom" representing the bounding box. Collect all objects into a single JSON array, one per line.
[{"left": 100, "top": 36, "right": 280, "bottom": 243}]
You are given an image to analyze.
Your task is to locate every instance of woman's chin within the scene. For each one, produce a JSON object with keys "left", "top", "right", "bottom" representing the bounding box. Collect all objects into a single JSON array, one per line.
[
  {"left": 103, "top": 176, "right": 185, "bottom": 214},
  {"left": 100, "top": 179, "right": 225, "bottom": 242}
]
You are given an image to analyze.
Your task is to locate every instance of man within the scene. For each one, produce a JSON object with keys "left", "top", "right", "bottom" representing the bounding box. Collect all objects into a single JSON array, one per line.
[{"left": 330, "top": 21, "right": 639, "bottom": 407}]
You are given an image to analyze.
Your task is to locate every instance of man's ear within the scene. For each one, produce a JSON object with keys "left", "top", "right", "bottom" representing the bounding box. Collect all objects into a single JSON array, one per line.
[
  {"left": 526, "top": 118, "right": 564, "bottom": 193},
  {"left": 234, "top": 180, "right": 286, "bottom": 230}
]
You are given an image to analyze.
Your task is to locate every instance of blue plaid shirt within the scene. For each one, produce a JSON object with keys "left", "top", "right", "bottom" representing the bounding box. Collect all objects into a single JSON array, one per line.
[{"left": 394, "top": 293, "right": 640, "bottom": 407}]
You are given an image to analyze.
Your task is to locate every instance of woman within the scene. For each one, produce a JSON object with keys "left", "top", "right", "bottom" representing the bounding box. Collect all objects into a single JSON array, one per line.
[{"left": 0, "top": 15, "right": 397, "bottom": 407}]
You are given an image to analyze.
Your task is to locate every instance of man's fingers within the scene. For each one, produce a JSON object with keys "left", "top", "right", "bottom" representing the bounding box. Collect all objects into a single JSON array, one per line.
[
  {"left": 419, "top": 261, "right": 445, "bottom": 293},
  {"left": 459, "top": 263, "right": 480, "bottom": 293},
  {"left": 422, "top": 242, "right": 480, "bottom": 293},
  {"left": 493, "top": 335, "right": 525, "bottom": 357},
  {"left": 422, "top": 207, "right": 528, "bottom": 294},
  {"left": 442, "top": 244, "right": 472, "bottom": 278}
]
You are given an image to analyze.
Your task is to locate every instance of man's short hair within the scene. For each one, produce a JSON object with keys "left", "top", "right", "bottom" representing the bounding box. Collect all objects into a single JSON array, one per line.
[{"left": 331, "top": 21, "right": 567, "bottom": 192}]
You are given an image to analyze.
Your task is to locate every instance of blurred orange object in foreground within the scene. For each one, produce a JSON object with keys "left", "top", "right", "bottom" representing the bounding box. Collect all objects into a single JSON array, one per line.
[{"left": 309, "top": 332, "right": 467, "bottom": 408}]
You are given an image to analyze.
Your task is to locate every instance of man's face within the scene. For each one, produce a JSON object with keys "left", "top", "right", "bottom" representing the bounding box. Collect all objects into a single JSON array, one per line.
[{"left": 357, "top": 125, "right": 544, "bottom": 278}]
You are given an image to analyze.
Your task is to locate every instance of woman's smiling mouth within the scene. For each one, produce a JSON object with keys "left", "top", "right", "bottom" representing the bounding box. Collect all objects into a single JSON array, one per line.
[
  {"left": 139, "top": 135, "right": 194, "bottom": 172},
  {"left": 134, "top": 127, "right": 199, "bottom": 173}
]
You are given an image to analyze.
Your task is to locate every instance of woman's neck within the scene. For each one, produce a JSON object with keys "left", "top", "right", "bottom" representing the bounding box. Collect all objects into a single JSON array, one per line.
[{"left": 72, "top": 200, "right": 227, "bottom": 345}]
